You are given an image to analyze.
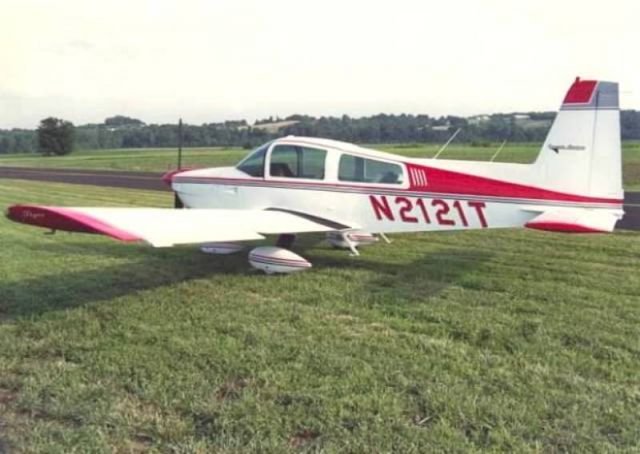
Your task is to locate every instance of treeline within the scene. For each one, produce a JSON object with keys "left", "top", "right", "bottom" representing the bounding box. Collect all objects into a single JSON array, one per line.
[
  {"left": 0, "top": 119, "right": 272, "bottom": 154},
  {"left": 2, "top": 111, "right": 640, "bottom": 154}
]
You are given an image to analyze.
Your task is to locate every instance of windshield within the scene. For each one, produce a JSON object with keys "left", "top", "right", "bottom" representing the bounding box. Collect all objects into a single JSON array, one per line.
[{"left": 236, "top": 142, "right": 270, "bottom": 177}]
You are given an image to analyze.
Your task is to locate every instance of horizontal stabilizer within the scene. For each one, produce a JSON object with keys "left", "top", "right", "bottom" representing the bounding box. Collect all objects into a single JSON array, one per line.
[
  {"left": 524, "top": 208, "right": 623, "bottom": 233},
  {"left": 6, "top": 205, "right": 353, "bottom": 247}
]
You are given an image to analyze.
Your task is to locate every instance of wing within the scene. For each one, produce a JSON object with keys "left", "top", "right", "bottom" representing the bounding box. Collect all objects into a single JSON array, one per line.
[{"left": 6, "top": 205, "right": 354, "bottom": 247}]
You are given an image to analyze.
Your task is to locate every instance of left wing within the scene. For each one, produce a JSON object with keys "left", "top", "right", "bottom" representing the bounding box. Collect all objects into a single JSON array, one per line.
[{"left": 6, "top": 205, "right": 354, "bottom": 247}]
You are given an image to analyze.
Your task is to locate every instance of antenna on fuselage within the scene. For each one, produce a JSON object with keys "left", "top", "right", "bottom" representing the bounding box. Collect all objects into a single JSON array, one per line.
[
  {"left": 432, "top": 128, "right": 461, "bottom": 159},
  {"left": 489, "top": 139, "right": 507, "bottom": 162}
]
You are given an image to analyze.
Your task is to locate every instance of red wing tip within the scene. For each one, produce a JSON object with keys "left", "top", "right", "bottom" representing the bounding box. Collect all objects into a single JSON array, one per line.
[
  {"left": 6, "top": 204, "right": 48, "bottom": 223},
  {"left": 6, "top": 205, "right": 141, "bottom": 242}
]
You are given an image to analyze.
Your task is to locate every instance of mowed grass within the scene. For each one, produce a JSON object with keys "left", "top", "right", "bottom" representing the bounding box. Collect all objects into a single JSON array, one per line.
[
  {"left": 0, "top": 179, "right": 639, "bottom": 452},
  {"left": 1, "top": 142, "right": 640, "bottom": 189},
  {"left": 0, "top": 148, "right": 244, "bottom": 173}
]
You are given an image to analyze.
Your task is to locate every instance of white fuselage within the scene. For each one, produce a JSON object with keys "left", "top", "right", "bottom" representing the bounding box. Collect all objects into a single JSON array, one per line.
[{"left": 171, "top": 138, "right": 622, "bottom": 235}]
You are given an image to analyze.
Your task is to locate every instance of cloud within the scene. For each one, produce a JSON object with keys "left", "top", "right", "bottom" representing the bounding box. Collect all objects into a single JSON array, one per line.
[
  {"left": 1, "top": 0, "right": 639, "bottom": 128},
  {"left": 67, "top": 40, "right": 95, "bottom": 52}
]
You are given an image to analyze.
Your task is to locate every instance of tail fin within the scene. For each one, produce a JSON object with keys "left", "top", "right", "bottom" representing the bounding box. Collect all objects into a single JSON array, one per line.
[{"left": 534, "top": 78, "right": 623, "bottom": 200}]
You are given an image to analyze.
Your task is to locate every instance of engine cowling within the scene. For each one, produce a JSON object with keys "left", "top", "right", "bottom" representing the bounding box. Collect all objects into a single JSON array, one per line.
[{"left": 248, "top": 246, "right": 311, "bottom": 274}]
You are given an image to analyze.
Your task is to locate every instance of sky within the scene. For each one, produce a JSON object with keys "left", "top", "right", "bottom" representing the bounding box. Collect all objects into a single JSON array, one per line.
[{"left": 1, "top": 0, "right": 639, "bottom": 129}]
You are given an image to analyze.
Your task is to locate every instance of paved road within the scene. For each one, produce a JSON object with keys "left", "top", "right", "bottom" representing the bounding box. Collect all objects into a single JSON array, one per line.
[
  {"left": 1, "top": 166, "right": 639, "bottom": 230},
  {"left": 616, "top": 205, "right": 640, "bottom": 230},
  {"left": 0, "top": 166, "right": 168, "bottom": 191}
]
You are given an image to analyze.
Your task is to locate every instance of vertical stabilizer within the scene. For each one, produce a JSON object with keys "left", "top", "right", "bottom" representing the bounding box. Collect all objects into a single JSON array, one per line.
[{"left": 534, "top": 78, "right": 623, "bottom": 200}]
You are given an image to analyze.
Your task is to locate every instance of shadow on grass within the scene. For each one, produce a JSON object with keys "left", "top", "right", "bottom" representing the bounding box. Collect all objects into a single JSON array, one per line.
[
  {"left": 1, "top": 240, "right": 491, "bottom": 321},
  {"left": 317, "top": 246, "right": 493, "bottom": 306},
  {"left": 0, "top": 246, "right": 245, "bottom": 321}
]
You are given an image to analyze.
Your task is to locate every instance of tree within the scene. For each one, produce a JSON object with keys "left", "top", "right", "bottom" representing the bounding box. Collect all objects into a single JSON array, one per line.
[
  {"left": 104, "top": 115, "right": 145, "bottom": 128},
  {"left": 37, "top": 117, "right": 75, "bottom": 156}
]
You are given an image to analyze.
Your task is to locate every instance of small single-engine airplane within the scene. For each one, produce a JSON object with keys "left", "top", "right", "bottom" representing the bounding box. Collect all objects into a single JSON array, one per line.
[{"left": 7, "top": 78, "right": 625, "bottom": 273}]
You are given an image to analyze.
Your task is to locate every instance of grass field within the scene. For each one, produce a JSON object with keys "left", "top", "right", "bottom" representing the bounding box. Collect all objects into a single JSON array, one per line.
[
  {"left": 1, "top": 142, "right": 640, "bottom": 190},
  {"left": 0, "top": 179, "right": 639, "bottom": 452}
]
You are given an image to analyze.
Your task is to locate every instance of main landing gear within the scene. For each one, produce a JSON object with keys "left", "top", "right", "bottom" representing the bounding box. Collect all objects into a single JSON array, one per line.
[{"left": 200, "top": 231, "right": 386, "bottom": 274}]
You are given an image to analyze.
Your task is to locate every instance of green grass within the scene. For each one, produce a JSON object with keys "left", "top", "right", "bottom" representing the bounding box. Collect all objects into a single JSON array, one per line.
[
  {"left": 1, "top": 142, "right": 640, "bottom": 189},
  {"left": 0, "top": 179, "right": 639, "bottom": 452},
  {"left": 0, "top": 147, "right": 246, "bottom": 173},
  {"left": 377, "top": 143, "right": 542, "bottom": 162}
]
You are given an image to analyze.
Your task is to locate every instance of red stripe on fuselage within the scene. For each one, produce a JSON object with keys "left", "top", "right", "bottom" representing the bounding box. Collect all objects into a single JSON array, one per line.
[{"left": 403, "top": 163, "right": 620, "bottom": 205}]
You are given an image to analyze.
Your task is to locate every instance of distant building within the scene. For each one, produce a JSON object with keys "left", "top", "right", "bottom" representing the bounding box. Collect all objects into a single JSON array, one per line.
[
  {"left": 250, "top": 120, "right": 300, "bottom": 133},
  {"left": 468, "top": 115, "right": 490, "bottom": 125}
]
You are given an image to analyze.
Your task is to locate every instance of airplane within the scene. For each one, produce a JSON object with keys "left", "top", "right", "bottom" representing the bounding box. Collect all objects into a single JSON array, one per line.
[{"left": 6, "top": 78, "right": 625, "bottom": 273}]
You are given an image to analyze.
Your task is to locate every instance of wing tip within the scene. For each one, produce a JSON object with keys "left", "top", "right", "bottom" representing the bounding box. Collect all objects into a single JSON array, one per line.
[{"left": 6, "top": 204, "right": 142, "bottom": 242}]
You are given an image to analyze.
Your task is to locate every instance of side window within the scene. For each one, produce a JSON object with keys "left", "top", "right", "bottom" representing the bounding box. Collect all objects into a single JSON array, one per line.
[
  {"left": 237, "top": 144, "right": 268, "bottom": 177},
  {"left": 270, "top": 145, "right": 327, "bottom": 180},
  {"left": 338, "top": 154, "right": 404, "bottom": 184}
]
